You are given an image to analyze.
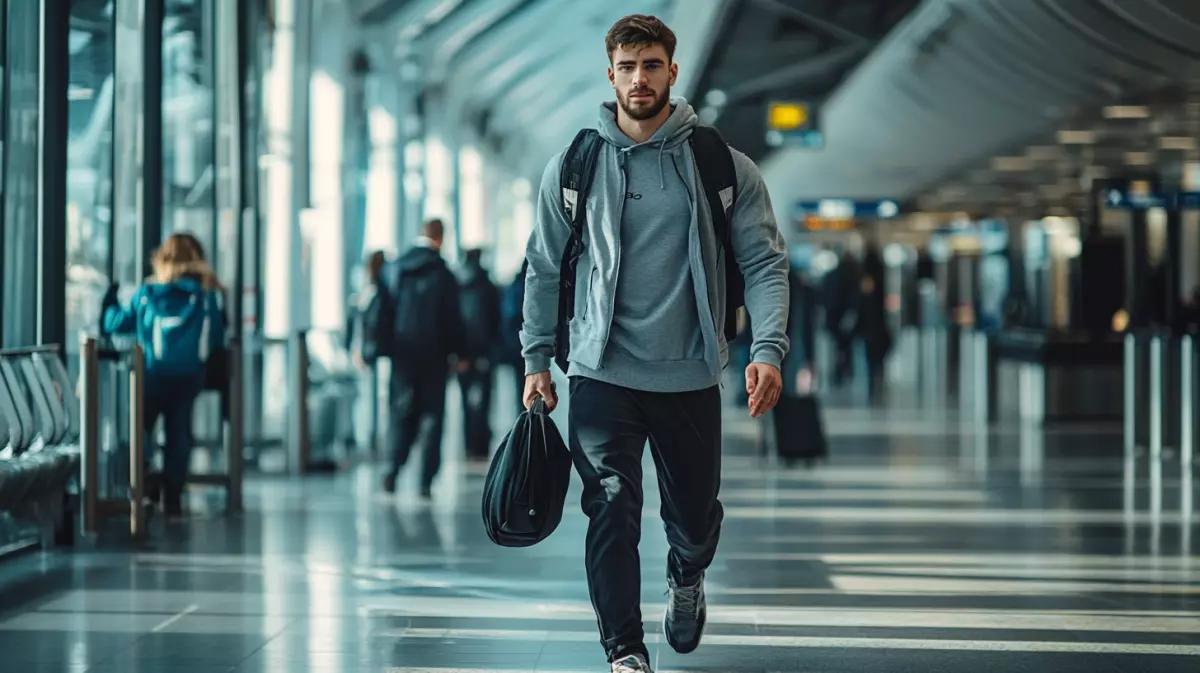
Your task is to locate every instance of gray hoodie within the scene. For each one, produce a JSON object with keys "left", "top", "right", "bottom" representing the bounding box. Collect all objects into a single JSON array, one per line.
[{"left": 521, "top": 98, "right": 790, "bottom": 392}]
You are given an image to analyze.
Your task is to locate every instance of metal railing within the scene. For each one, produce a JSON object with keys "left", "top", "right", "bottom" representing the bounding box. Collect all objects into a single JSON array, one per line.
[
  {"left": 1124, "top": 329, "right": 1195, "bottom": 473},
  {"left": 79, "top": 336, "right": 245, "bottom": 538},
  {"left": 243, "top": 332, "right": 311, "bottom": 474},
  {"left": 185, "top": 338, "right": 245, "bottom": 513},
  {"left": 957, "top": 329, "right": 991, "bottom": 425},
  {"left": 79, "top": 337, "right": 147, "bottom": 539}
]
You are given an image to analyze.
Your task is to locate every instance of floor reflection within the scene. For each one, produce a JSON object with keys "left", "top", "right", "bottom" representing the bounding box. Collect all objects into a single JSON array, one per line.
[{"left": 1, "top": 392, "right": 1200, "bottom": 672}]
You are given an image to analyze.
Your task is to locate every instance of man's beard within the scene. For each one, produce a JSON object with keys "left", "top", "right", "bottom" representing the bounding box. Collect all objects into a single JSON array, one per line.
[{"left": 618, "top": 85, "right": 670, "bottom": 121}]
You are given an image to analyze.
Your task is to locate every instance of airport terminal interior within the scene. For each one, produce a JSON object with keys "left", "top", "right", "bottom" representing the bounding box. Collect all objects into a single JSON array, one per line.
[{"left": 3, "top": 0, "right": 1200, "bottom": 671}]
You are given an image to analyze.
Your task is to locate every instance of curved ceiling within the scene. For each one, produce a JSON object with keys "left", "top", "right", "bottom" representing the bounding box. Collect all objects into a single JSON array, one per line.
[
  {"left": 373, "top": 0, "right": 729, "bottom": 179},
  {"left": 759, "top": 0, "right": 1200, "bottom": 223}
]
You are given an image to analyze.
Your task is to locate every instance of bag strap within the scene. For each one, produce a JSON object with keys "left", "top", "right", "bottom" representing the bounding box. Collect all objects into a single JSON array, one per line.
[
  {"left": 556, "top": 129, "right": 603, "bottom": 354},
  {"left": 690, "top": 125, "right": 742, "bottom": 342},
  {"left": 689, "top": 125, "right": 737, "bottom": 250}
]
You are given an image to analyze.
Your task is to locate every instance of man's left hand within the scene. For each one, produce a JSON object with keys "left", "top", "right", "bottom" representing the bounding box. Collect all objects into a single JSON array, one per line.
[{"left": 746, "top": 363, "right": 782, "bottom": 418}]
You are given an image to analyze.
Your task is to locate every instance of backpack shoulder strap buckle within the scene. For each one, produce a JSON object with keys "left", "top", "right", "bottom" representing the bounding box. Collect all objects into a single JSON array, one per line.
[{"left": 560, "top": 128, "right": 602, "bottom": 223}]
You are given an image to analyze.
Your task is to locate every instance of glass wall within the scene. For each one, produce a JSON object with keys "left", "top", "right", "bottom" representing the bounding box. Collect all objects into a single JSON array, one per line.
[
  {"left": 65, "top": 0, "right": 115, "bottom": 358},
  {"left": 2, "top": 0, "right": 41, "bottom": 347},
  {"left": 162, "top": 0, "right": 215, "bottom": 255},
  {"left": 111, "top": 0, "right": 145, "bottom": 286}
]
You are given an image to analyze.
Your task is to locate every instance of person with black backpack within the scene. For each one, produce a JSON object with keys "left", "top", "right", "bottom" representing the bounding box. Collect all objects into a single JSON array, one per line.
[
  {"left": 457, "top": 249, "right": 501, "bottom": 462},
  {"left": 498, "top": 259, "right": 529, "bottom": 411},
  {"left": 372, "top": 219, "right": 465, "bottom": 499},
  {"left": 519, "top": 15, "right": 790, "bottom": 673}
]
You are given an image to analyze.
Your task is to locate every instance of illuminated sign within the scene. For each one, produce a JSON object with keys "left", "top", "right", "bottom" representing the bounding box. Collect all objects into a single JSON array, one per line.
[
  {"left": 794, "top": 199, "right": 902, "bottom": 221},
  {"left": 1103, "top": 189, "right": 1200, "bottom": 210},
  {"left": 765, "top": 101, "right": 823, "bottom": 149}
]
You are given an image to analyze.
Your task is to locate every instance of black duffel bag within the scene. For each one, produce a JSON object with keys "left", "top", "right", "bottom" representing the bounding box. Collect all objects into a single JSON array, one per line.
[{"left": 482, "top": 398, "right": 572, "bottom": 547}]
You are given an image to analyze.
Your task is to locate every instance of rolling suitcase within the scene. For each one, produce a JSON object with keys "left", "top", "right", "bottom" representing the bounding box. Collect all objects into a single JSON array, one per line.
[{"left": 772, "top": 394, "right": 828, "bottom": 467}]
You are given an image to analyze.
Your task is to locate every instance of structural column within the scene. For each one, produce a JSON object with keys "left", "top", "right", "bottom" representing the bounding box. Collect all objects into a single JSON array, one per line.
[
  {"left": 38, "top": 0, "right": 69, "bottom": 349},
  {"left": 420, "top": 90, "right": 459, "bottom": 263},
  {"left": 307, "top": 0, "right": 353, "bottom": 335},
  {"left": 362, "top": 74, "right": 400, "bottom": 257},
  {"left": 262, "top": 0, "right": 311, "bottom": 339}
]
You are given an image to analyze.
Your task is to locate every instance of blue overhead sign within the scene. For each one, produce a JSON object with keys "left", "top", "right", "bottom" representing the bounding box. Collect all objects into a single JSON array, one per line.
[
  {"left": 1103, "top": 188, "right": 1168, "bottom": 210},
  {"left": 1103, "top": 189, "right": 1200, "bottom": 211},
  {"left": 794, "top": 199, "right": 902, "bottom": 220}
]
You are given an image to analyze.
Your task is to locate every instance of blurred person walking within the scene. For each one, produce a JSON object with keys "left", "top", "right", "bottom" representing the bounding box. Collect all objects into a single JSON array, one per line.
[
  {"left": 457, "top": 248, "right": 501, "bottom": 462},
  {"left": 371, "top": 219, "right": 464, "bottom": 499}
]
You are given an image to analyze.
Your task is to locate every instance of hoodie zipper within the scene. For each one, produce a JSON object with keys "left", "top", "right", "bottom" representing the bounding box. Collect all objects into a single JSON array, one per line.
[{"left": 597, "top": 150, "right": 628, "bottom": 364}]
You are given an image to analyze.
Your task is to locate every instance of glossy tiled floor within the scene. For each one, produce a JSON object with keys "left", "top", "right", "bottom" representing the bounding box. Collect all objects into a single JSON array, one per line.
[{"left": 2, "top": 379, "right": 1200, "bottom": 672}]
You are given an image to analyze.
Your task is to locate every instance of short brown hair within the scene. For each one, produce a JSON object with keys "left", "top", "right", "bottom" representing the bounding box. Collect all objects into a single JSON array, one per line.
[
  {"left": 606, "top": 14, "right": 677, "bottom": 63},
  {"left": 421, "top": 218, "right": 445, "bottom": 242}
]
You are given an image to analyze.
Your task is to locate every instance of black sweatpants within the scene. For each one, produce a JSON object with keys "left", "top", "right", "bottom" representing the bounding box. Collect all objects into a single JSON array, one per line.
[
  {"left": 387, "top": 362, "right": 447, "bottom": 490},
  {"left": 568, "top": 377, "right": 724, "bottom": 662}
]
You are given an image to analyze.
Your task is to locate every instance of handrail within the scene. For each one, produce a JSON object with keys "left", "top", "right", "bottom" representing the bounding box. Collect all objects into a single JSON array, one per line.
[
  {"left": 0, "top": 345, "right": 62, "bottom": 358},
  {"left": 78, "top": 335, "right": 146, "bottom": 540},
  {"left": 35, "top": 354, "right": 79, "bottom": 441},
  {"left": 0, "top": 361, "right": 35, "bottom": 454},
  {"left": 185, "top": 338, "right": 244, "bottom": 514},
  {"left": 0, "top": 365, "right": 23, "bottom": 453}
]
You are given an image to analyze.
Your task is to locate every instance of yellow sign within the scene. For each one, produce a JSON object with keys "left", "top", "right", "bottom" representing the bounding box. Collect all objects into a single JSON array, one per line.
[{"left": 768, "top": 102, "right": 809, "bottom": 131}]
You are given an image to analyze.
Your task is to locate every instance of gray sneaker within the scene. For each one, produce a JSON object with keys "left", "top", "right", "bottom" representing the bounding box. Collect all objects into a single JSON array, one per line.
[
  {"left": 612, "top": 653, "right": 654, "bottom": 673},
  {"left": 664, "top": 574, "right": 707, "bottom": 653}
]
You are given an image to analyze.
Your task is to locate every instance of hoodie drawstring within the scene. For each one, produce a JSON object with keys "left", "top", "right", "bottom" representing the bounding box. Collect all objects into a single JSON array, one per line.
[
  {"left": 621, "top": 140, "right": 670, "bottom": 190},
  {"left": 657, "top": 139, "right": 667, "bottom": 190}
]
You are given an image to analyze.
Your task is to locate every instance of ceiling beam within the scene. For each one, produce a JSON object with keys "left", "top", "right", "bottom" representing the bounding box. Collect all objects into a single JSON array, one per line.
[
  {"left": 722, "top": 41, "right": 870, "bottom": 105},
  {"left": 749, "top": 0, "right": 870, "bottom": 45}
]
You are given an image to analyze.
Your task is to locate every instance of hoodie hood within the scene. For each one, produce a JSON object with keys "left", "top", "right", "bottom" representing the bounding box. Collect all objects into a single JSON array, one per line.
[
  {"left": 599, "top": 98, "right": 699, "bottom": 189},
  {"left": 461, "top": 259, "right": 488, "bottom": 285},
  {"left": 146, "top": 274, "right": 206, "bottom": 297},
  {"left": 598, "top": 97, "right": 698, "bottom": 149},
  {"left": 398, "top": 245, "right": 444, "bottom": 272}
]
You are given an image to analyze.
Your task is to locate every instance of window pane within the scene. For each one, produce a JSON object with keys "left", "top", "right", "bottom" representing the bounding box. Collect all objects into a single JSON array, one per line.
[
  {"left": 66, "top": 0, "right": 115, "bottom": 358},
  {"left": 162, "top": 0, "right": 215, "bottom": 257},
  {"left": 2, "top": 0, "right": 41, "bottom": 347},
  {"left": 112, "top": 0, "right": 144, "bottom": 286}
]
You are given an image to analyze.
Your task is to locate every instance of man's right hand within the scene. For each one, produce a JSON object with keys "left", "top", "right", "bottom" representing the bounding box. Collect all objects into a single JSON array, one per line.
[{"left": 523, "top": 371, "right": 557, "bottom": 411}]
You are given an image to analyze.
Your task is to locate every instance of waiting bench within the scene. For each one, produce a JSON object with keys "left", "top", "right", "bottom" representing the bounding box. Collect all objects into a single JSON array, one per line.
[{"left": 0, "top": 346, "right": 80, "bottom": 548}]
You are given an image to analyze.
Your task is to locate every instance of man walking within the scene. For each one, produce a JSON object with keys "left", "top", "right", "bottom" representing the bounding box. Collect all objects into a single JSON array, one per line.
[
  {"left": 377, "top": 219, "right": 464, "bottom": 499},
  {"left": 520, "top": 15, "right": 790, "bottom": 673},
  {"left": 457, "top": 248, "right": 502, "bottom": 461}
]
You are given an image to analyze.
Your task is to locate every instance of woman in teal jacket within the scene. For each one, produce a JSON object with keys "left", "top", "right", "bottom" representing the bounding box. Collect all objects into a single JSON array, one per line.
[{"left": 101, "top": 233, "right": 226, "bottom": 519}]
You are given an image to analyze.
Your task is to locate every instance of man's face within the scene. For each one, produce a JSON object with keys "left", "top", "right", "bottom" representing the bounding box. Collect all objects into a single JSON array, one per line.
[{"left": 608, "top": 43, "right": 677, "bottom": 121}]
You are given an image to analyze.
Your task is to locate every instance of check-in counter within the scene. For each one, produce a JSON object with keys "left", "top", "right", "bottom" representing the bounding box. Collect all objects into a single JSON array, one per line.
[{"left": 992, "top": 329, "right": 1123, "bottom": 423}]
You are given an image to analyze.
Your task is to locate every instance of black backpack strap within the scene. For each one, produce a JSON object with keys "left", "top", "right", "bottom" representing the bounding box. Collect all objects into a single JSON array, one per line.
[
  {"left": 554, "top": 128, "right": 603, "bottom": 372},
  {"left": 690, "top": 125, "right": 743, "bottom": 342}
]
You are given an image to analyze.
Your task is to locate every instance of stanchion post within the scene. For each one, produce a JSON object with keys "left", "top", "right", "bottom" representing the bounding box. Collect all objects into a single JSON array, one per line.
[
  {"left": 369, "top": 363, "right": 379, "bottom": 458},
  {"left": 959, "top": 329, "right": 973, "bottom": 414},
  {"left": 290, "top": 330, "right": 310, "bottom": 475},
  {"left": 1183, "top": 334, "right": 1194, "bottom": 469},
  {"left": 1150, "top": 334, "right": 1163, "bottom": 461},
  {"left": 227, "top": 339, "right": 244, "bottom": 512},
  {"left": 79, "top": 336, "right": 99, "bottom": 536},
  {"left": 1124, "top": 332, "right": 1137, "bottom": 460},
  {"left": 128, "top": 344, "right": 145, "bottom": 540},
  {"left": 974, "top": 331, "right": 988, "bottom": 425}
]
